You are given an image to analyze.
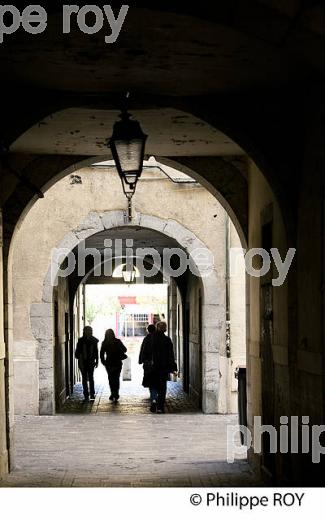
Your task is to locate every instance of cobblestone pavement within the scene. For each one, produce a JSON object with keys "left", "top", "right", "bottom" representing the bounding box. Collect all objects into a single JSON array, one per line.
[
  {"left": 0, "top": 375, "right": 260, "bottom": 487},
  {"left": 1, "top": 414, "right": 259, "bottom": 487},
  {"left": 59, "top": 379, "right": 199, "bottom": 414},
  {"left": 59, "top": 361, "right": 198, "bottom": 414}
]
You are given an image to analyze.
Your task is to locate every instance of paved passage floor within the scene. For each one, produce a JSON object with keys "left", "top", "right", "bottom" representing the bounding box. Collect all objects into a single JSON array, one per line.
[
  {"left": 59, "top": 378, "right": 199, "bottom": 414},
  {"left": 1, "top": 374, "right": 260, "bottom": 487},
  {"left": 2, "top": 414, "right": 258, "bottom": 487}
]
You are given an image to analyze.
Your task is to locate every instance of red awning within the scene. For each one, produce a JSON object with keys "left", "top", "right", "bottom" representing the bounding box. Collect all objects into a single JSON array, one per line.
[{"left": 118, "top": 296, "right": 137, "bottom": 305}]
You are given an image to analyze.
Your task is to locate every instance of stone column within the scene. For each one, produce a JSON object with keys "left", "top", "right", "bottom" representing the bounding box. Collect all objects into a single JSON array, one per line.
[
  {"left": 0, "top": 210, "right": 9, "bottom": 477},
  {"left": 228, "top": 222, "right": 246, "bottom": 413},
  {"left": 168, "top": 279, "right": 178, "bottom": 357},
  {"left": 201, "top": 256, "right": 227, "bottom": 414},
  {"left": 30, "top": 303, "right": 53, "bottom": 414}
]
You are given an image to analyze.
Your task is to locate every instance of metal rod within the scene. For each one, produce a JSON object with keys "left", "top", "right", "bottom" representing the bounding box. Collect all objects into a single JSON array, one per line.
[{"left": 127, "top": 196, "right": 132, "bottom": 222}]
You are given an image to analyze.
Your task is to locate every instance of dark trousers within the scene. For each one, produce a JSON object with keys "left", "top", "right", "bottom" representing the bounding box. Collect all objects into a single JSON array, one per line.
[
  {"left": 106, "top": 363, "right": 122, "bottom": 398},
  {"left": 152, "top": 375, "right": 167, "bottom": 410},
  {"left": 81, "top": 363, "right": 95, "bottom": 399}
]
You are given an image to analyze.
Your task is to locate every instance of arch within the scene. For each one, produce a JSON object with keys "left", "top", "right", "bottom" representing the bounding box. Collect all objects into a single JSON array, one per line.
[
  {"left": 30, "top": 211, "right": 226, "bottom": 415},
  {"left": 3, "top": 151, "right": 248, "bottom": 264},
  {"left": 2, "top": 98, "right": 295, "bottom": 243}
]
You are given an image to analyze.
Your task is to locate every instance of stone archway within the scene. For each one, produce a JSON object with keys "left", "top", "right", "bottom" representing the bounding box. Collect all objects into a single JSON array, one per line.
[{"left": 30, "top": 210, "right": 226, "bottom": 415}]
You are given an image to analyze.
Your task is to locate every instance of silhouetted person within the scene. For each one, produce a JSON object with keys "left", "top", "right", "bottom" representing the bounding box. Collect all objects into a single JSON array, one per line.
[
  {"left": 139, "top": 324, "right": 156, "bottom": 401},
  {"left": 139, "top": 323, "right": 156, "bottom": 365},
  {"left": 100, "top": 329, "right": 127, "bottom": 402},
  {"left": 142, "top": 321, "right": 177, "bottom": 413},
  {"left": 75, "top": 326, "right": 99, "bottom": 402}
]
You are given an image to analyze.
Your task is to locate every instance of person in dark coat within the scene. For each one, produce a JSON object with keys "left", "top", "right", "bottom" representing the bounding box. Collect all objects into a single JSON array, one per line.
[
  {"left": 75, "top": 326, "right": 99, "bottom": 402},
  {"left": 139, "top": 323, "right": 156, "bottom": 365},
  {"left": 100, "top": 329, "right": 127, "bottom": 402},
  {"left": 141, "top": 321, "right": 177, "bottom": 413},
  {"left": 139, "top": 323, "right": 156, "bottom": 400}
]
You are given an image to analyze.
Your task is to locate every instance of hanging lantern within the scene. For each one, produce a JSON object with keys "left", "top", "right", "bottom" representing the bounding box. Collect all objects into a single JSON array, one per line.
[
  {"left": 122, "top": 263, "right": 137, "bottom": 283},
  {"left": 109, "top": 108, "right": 147, "bottom": 200}
]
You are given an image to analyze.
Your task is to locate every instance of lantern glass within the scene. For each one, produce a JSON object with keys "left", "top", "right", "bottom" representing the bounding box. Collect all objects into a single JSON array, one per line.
[
  {"left": 113, "top": 138, "right": 144, "bottom": 178},
  {"left": 109, "top": 110, "right": 147, "bottom": 200},
  {"left": 122, "top": 265, "right": 136, "bottom": 283}
]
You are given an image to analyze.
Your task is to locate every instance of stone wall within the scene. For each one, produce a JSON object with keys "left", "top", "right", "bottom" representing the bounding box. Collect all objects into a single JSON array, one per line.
[
  {"left": 0, "top": 211, "right": 9, "bottom": 477},
  {"left": 247, "top": 162, "right": 289, "bottom": 478},
  {"left": 291, "top": 91, "right": 325, "bottom": 483}
]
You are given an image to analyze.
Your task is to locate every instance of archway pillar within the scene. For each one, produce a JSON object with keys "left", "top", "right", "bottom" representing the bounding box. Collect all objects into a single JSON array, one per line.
[
  {"left": 168, "top": 279, "right": 178, "bottom": 357},
  {"left": 201, "top": 301, "right": 227, "bottom": 414},
  {"left": 30, "top": 303, "right": 54, "bottom": 415},
  {"left": 29, "top": 211, "right": 227, "bottom": 415}
]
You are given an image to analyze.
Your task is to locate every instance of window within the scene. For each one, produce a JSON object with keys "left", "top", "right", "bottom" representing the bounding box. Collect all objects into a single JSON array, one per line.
[{"left": 119, "top": 313, "right": 149, "bottom": 337}]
